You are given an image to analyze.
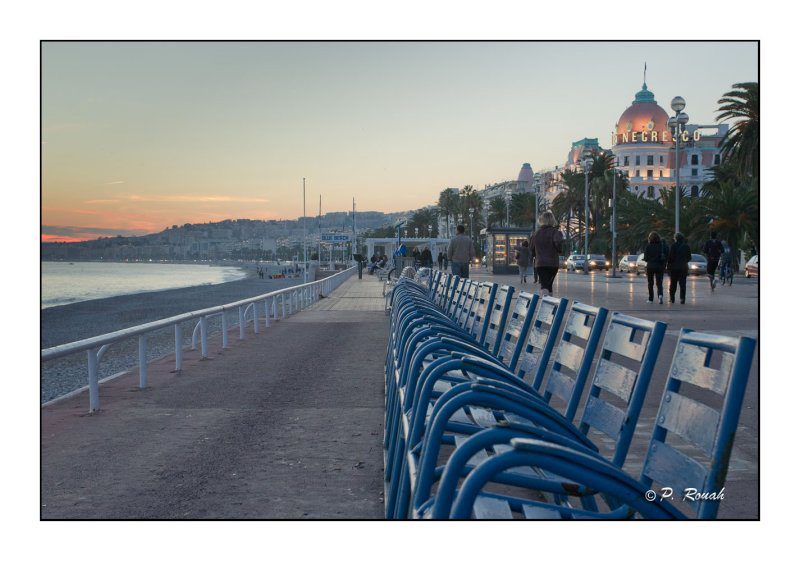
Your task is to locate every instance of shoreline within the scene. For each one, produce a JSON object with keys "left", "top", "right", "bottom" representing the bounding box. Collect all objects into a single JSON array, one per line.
[{"left": 41, "top": 275, "right": 304, "bottom": 403}]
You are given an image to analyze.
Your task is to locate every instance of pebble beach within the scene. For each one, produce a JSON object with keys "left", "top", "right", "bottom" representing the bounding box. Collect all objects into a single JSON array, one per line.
[{"left": 41, "top": 275, "right": 302, "bottom": 403}]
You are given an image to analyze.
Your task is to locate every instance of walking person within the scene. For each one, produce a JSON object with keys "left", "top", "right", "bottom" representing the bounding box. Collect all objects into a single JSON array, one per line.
[
  {"left": 437, "top": 251, "right": 444, "bottom": 270},
  {"left": 515, "top": 240, "right": 531, "bottom": 284},
  {"left": 667, "top": 232, "right": 692, "bottom": 304},
  {"left": 447, "top": 225, "right": 475, "bottom": 279},
  {"left": 530, "top": 211, "right": 563, "bottom": 297},
  {"left": 421, "top": 247, "right": 433, "bottom": 268},
  {"left": 702, "top": 231, "right": 724, "bottom": 291},
  {"left": 643, "top": 231, "right": 666, "bottom": 304}
]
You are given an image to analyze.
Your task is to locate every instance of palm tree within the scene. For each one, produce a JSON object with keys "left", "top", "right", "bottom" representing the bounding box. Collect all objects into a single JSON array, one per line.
[
  {"left": 700, "top": 178, "right": 757, "bottom": 270},
  {"left": 487, "top": 197, "right": 508, "bottom": 228},
  {"left": 437, "top": 188, "right": 459, "bottom": 238},
  {"left": 408, "top": 208, "right": 439, "bottom": 238},
  {"left": 716, "top": 82, "right": 759, "bottom": 182},
  {"left": 510, "top": 193, "right": 537, "bottom": 228}
]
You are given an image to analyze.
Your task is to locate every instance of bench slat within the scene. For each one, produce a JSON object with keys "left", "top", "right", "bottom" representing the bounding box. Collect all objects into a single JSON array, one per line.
[
  {"left": 582, "top": 395, "right": 626, "bottom": 439},
  {"left": 593, "top": 358, "right": 637, "bottom": 402},
  {"left": 642, "top": 440, "right": 709, "bottom": 502},
  {"left": 671, "top": 343, "right": 731, "bottom": 395},
  {"left": 602, "top": 322, "right": 647, "bottom": 361},
  {"left": 545, "top": 369, "right": 575, "bottom": 404},
  {"left": 658, "top": 391, "right": 720, "bottom": 455},
  {"left": 563, "top": 310, "right": 592, "bottom": 340},
  {"left": 553, "top": 340, "right": 584, "bottom": 373}
]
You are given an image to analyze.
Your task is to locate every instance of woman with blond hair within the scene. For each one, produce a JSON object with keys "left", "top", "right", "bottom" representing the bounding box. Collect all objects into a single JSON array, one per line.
[{"left": 529, "top": 210, "right": 563, "bottom": 296}]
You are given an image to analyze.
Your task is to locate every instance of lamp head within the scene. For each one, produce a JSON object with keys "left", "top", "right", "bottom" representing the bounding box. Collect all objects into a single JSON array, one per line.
[
  {"left": 677, "top": 112, "right": 689, "bottom": 125},
  {"left": 671, "top": 96, "right": 686, "bottom": 113}
]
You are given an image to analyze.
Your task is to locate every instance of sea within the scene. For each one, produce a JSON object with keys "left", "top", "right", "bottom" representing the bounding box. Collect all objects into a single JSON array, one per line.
[{"left": 41, "top": 261, "right": 249, "bottom": 309}]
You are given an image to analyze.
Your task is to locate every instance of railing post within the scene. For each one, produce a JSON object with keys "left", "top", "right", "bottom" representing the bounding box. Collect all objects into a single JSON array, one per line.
[
  {"left": 253, "top": 302, "right": 259, "bottom": 334},
  {"left": 200, "top": 315, "right": 208, "bottom": 359},
  {"left": 272, "top": 297, "right": 278, "bottom": 321},
  {"left": 138, "top": 335, "right": 147, "bottom": 388},
  {"left": 174, "top": 324, "right": 183, "bottom": 371},
  {"left": 221, "top": 311, "right": 229, "bottom": 349},
  {"left": 264, "top": 299, "right": 270, "bottom": 327},
  {"left": 281, "top": 294, "right": 286, "bottom": 319},
  {"left": 87, "top": 349, "right": 99, "bottom": 413},
  {"left": 239, "top": 306, "right": 245, "bottom": 339}
]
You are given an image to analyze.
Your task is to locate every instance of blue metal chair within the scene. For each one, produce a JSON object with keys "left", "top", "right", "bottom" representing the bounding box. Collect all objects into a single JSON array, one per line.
[
  {"left": 513, "top": 296, "right": 568, "bottom": 390},
  {"left": 401, "top": 309, "right": 663, "bottom": 518},
  {"left": 429, "top": 329, "right": 755, "bottom": 519}
]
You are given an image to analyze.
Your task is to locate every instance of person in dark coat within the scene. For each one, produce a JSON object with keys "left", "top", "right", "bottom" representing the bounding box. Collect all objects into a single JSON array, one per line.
[
  {"left": 667, "top": 232, "right": 692, "bottom": 304},
  {"left": 643, "top": 231, "right": 666, "bottom": 304},
  {"left": 515, "top": 240, "right": 531, "bottom": 284},
  {"left": 437, "top": 251, "right": 444, "bottom": 270},
  {"left": 702, "top": 231, "right": 724, "bottom": 290},
  {"left": 530, "top": 211, "right": 564, "bottom": 296},
  {"left": 420, "top": 247, "right": 433, "bottom": 268}
]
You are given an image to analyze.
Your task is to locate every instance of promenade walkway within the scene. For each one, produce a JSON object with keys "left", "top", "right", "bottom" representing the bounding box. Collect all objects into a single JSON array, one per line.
[{"left": 41, "top": 275, "right": 387, "bottom": 519}]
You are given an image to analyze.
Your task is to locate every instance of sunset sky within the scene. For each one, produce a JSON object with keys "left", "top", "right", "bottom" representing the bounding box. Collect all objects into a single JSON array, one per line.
[{"left": 42, "top": 41, "right": 757, "bottom": 242}]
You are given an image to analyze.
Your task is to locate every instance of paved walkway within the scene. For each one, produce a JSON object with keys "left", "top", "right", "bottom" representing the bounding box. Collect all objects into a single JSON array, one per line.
[{"left": 41, "top": 275, "right": 388, "bottom": 519}]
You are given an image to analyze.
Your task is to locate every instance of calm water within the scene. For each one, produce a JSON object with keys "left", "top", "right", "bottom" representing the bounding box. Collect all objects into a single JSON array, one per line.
[{"left": 41, "top": 261, "right": 249, "bottom": 308}]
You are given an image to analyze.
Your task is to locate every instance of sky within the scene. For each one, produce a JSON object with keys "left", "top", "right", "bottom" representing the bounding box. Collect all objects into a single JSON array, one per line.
[{"left": 42, "top": 41, "right": 758, "bottom": 242}]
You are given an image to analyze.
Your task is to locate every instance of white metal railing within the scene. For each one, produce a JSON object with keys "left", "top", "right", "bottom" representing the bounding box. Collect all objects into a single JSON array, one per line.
[{"left": 42, "top": 266, "right": 356, "bottom": 413}]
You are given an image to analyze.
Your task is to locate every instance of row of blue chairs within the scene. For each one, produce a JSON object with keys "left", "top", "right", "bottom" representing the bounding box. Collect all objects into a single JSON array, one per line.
[{"left": 383, "top": 270, "right": 756, "bottom": 519}]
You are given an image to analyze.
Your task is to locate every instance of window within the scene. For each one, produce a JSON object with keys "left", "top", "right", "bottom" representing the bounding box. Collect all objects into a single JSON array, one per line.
[
  {"left": 636, "top": 169, "right": 641, "bottom": 177},
  {"left": 635, "top": 155, "right": 640, "bottom": 165},
  {"left": 691, "top": 154, "right": 699, "bottom": 165},
  {"left": 634, "top": 185, "right": 639, "bottom": 191},
  {"left": 660, "top": 155, "right": 664, "bottom": 165},
  {"left": 623, "top": 156, "right": 629, "bottom": 166},
  {"left": 691, "top": 168, "right": 698, "bottom": 176},
  {"left": 714, "top": 154, "right": 720, "bottom": 165},
  {"left": 647, "top": 186, "right": 654, "bottom": 198},
  {"left": 647, "top": 170, "right": 653, "bottom": 178},
  {"left": 659, "top": 170, "right": 664, "bottom": 178},
  {"left": 647, "top": 155, "right": 654, "bottom": 166},
  {"left": 691, "top": 185, "right": 699, "bottom": 197}
]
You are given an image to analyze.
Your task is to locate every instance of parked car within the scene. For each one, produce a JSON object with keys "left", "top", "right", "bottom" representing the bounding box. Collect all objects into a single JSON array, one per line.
[
  {"left": 565, "top": 254, "right": 586, "bottom": 272},
  {"left": 688, "top": 254, "right": 708, "bottom": 275},
  {"left": 745, "top": 255, "right": 758, "bottom": 277},
  {"left": 618, "top": 254, "right": 639, "bottom": 273},
  {"left": 587, "top": 254, "right": 611, "bottom": 271},
  {"left": 635, "top": 253, "right": 647, "bottom": 275}
]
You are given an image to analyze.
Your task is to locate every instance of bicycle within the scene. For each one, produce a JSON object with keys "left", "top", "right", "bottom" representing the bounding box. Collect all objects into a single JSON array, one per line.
[{"left": 719, "top": 261, "right": 733, "bottom": 286}]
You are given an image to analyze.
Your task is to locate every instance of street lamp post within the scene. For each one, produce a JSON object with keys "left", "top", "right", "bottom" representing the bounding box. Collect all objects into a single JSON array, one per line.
[
  {"left": 611, "top": 165, "right": 621, "bottom": 279},
  {"left": 669, "top": 96, "right": 689, "bottom": 235},
  {"left": 505, "top": 190, "right": 511, "bottom": 226},
  {"left": 469, "top": 207, "right": 475, "bottom": 240},
  {"left": 582, "top": 150, "right": 593, "bottom": 275}
]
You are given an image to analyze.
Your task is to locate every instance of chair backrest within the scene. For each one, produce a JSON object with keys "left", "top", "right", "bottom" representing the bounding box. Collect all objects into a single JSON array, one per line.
[
  {"left": 456, "top": 281, "right": 477, "bottom": 329},
  {"left": 496, "top": 292, "right": 538, "bottom": 370},
  {"left": 482, "top": 285, "right": 515, "bottom": 356},
  {"left": 452, "top": 278, "right": 471, "bottom": 322},
  {"left": 514, "top": 296, "right": 568, "bottom": 390},
  {"left": 639, "top": 329, "right": 756, "bottom": 519},
  {"left": 541, "top": 302, "right": 609, "bottom": 422},
  {"left": 447, "top": 277, "right": 467, "bottom": 319},
  {"left": 578, "top": 312, "right": 666, "bottom": 467},
  {"left": 440, "top": 275, "right": 460, "bottom": 312},
  {"left": 429, "top": 270, "right": 441, "bottom": 298},
  {"left": 465, "top": 282, "right": 497, "bottom": 344},
  {"left": 435, "top": 274, "right": 452, "bottom": 309}
]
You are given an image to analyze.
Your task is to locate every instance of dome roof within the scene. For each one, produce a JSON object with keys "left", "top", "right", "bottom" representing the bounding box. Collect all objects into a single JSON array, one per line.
[
  {"left": 517, "top": 163, "right": 534, "bottom": 184},
  {"left": 614, "top": 83, "right": 670, "bottom": 142}
]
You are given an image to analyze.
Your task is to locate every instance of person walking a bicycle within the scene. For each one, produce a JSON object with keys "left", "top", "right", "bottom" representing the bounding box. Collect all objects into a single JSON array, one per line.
[{"left": 702, "top": 231, "right": 724, "bottom": 291}]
